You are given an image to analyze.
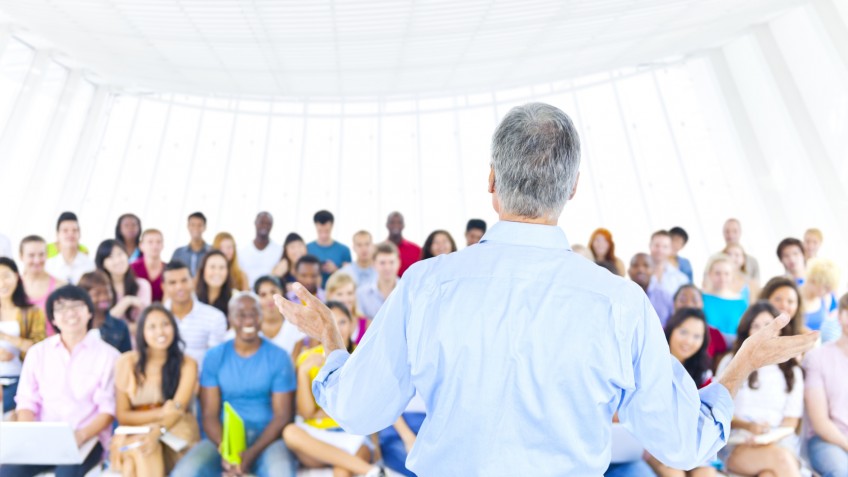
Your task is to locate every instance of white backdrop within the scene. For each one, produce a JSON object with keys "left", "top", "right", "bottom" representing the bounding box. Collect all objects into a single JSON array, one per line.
[{"left": 1, "top": 3, "right": 847, "bottom": 288}]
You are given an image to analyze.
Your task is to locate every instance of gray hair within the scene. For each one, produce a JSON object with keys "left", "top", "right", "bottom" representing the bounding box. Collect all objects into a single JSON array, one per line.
[
  {"left": 228, "top": 291, "right": 262, "bottom": 316},
  {"left": 491, "top": 103, "right": 581, "bottom": 220}
]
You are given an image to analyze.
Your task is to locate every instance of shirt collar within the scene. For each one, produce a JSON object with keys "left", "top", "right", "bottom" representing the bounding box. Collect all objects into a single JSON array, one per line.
[
  {"left": 479, "top": 220, "right": 571, "bottom": 250},
  {"left": 49, "top": 329, "right": 102, "bottom": 349}
]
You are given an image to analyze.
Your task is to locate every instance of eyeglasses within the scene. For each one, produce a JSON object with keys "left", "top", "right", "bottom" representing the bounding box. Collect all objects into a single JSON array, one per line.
[{"left": 52, "top": 302, "right": 87, "bottom": 315}]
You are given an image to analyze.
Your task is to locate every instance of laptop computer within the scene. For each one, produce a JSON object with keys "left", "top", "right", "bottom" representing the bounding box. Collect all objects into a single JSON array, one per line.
[{"left": 0, "top": 422, "right": 98, "bottom": 465}]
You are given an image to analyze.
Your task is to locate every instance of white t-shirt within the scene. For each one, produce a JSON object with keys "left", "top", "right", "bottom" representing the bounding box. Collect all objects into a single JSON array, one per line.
[
  {"left": 165, "top": 298, "right": 227, "bottom": 372},
  {"left": 717, "top": 355, "right": 804, "bottom": 427},
  {"left": 238, "top": 241, "right": 283, "bottom": 290},
  {"left": 44, "top": 252, "right": 95, "bottom": 285}
]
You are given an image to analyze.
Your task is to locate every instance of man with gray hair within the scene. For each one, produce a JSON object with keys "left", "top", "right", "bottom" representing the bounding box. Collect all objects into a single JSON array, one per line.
[{"left": 275, "top": 103, "right": 817, "bottom": 475}]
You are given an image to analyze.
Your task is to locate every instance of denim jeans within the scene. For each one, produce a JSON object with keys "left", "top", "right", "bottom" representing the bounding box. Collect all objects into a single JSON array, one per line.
[
  {"left": 378, "top": 412, "right": 425, "bottom": 477},
  {"left": 604, "top": 460, "right": 656, "bottom": 477},
  {"left": 169, "top": 439, "right": 295, "bottom": 477},
  {"left": 808, "top": 435, "right": 848, "bottom": 477},
  {"left": 1, "top": 379, "right": 18, "bottom": 413}
]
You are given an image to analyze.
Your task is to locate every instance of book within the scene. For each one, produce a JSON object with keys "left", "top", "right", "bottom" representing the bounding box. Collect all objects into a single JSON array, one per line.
[
  {"left": 727, "top": 426, "right": 795, "bottom": 446},
  {"left": 220, "top": 402, "right": 246, "bottom": 465},
  {"left": 114, "top": 426, "right": 151, "bottom": 435}
]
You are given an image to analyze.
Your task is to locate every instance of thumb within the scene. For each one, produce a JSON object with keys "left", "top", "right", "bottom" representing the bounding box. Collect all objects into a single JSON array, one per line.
[
  {"left": 293, "top": 282, "right": 323, "bottom": 307},
  {"left": 765, "top": 313, "right": 791, "bottom": 335}
]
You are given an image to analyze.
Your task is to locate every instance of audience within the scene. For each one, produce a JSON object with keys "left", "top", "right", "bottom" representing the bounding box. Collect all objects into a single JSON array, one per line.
[
  {"left": 669, "top": 226, "right": 694, "bottom": 283},
  {"left": 95, "top": 239, "right": 151, "bottom": 329},
  {"left": 45, "top": 212, "right": 96, "bottom": 284},
  {"left": 590, "top": 228, "right": 625, "bottom": 276},
  {"left": 758, "top": 277, "right": 806, "bottom": 337},
  {"left": 421, "top": 230, "right": 457, "bottom": 260},
  {"left": 628, "top": 253, "right": 673, "bottom": 326},
  {"left": 212, "top": 232, "right": 249, "bottom": 291},
  {"left": 799, "top": 259, "right": 840, "bottom": 340},
  {"left": 672, "top": 284, "right": 728, "bottom": 359},
  {"left": 78, "top": 271, "right": 133, "bottom": 353},
  {"left": 0, "top": 285, "right": 119, "bottom": 477},
  {"left": 239, "top": 212, "right": 282, "bottom": 290},
  {"left": 131, "top": 229, "right": 166, "bottom": 303},
  {"left": 171, "top": 212, "right": 210, "bottom": 277},
  {"left": 195, "top": 250, "right": 234, "bottom": 319},
  {"left": 18, "top": 236, "right": 64, "bottom": 330},
  {"left": 721, "top": 218, "right": 760, "bottom": 283},
  {"left": 803, "top": 228, "right": 823, "bottom": 261},
  {"left": 284, "top": 301, "right": 383, "bottom": 477},
  {"left": 171, "top": 292, "right": 297, "bottom": 477},
  {"left": 286, "top": 255, "right": 326, "bottom": 303},
  {"left": 307, "top": 210, "right": 352, "bottom": 285},
  {"left": 0, "top": 257, "right": 46, "bottom": 414},
  {"left": 161, "top": 261, "right": 227, "bottom": 370},
  {"left": 115, "top": 213, "right": 143, "bottom": 262},
  {"left": 253, "top": 276, "right": 305, "bottom": 355},
  {"left": 325, "top": 271, "right": 368, "bottom": 345},
  {"left": 111, "top": 304, "right": 199, "bottom": 476},
  {"left": 357, "top": 242, "right": 400, "bottom": 319},
  {"left": 386, "top": 212, "right": 420, "bottom": 277},
  {"left": 777, "top": 238, "right": 807, "bottom": 285},
  {"left": 340, "top": 230, "right": 377, "bottom": 286},
  {"left": 273, "top": 232, "right": 307, "bottom": 289},
  {"left": 803, "top": 292, "right": 848, "bottom": 476},
  {"left": 649, "top": 230, "right": 690, "bottom": 296},
  {"left": 647, "top": 308, "right": 716, "bottom": 477},
  {"left": 701, "top": 254, "right": 748, "bottom": 344},
  {"left": 716, "top": 301, "right": 804, "bottom": 477},
  {"left": 465, "top": 219, "right": 487, "bottom": 246}
]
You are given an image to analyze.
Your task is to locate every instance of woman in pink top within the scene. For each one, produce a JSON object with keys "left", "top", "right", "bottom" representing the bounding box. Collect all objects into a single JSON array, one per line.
[
  {"left": 19, "top": 235, "right": 65, "bottom": 336},
  {"left": 131, "top": 230, "right": 165, "bottom": 303},
  {"left": 95, "top": 239, "right": 152, "bottom": 338},
  {"left": 803, "top": 292, "right": 848, "bottom": 476},
  {"left": 2, "top": 285, "right": 119, "bottom": 477}
]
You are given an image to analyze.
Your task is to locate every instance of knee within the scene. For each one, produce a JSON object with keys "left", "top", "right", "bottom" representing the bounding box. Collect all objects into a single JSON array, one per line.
[
  {"left": 770, "top": 447, "right": 799, "bottom": 474},
  {"left": 282, "top": 423, "right": 303, "bottom": 448}
]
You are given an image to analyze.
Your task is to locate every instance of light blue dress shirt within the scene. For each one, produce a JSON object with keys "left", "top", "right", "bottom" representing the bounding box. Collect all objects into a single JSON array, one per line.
[{"left": 313, "top": 221, "right": 733, "bottom": 476}]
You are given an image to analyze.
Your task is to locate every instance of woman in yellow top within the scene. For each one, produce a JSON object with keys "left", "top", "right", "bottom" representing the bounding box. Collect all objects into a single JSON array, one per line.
[
  {"left": 282, "top": 301, "right": 385, "bottom": 477},
  {"left": 111, "top": 304, "right": 199, "bottom": 476},
  {"left": 0, "top": 257, "right": 47, "bottom": 415}
]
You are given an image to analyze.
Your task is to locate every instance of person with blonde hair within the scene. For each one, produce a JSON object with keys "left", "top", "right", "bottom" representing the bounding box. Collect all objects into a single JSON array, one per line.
[
  {"left": 720, "top": 243, "right": 759, "bottom": 302},
  {"left": 803, "top": 228, "right": 823, "bottom": 260},
  {"left": 325, "top": 271, "right": 368, "bottom": 345},
  {"left": 212, "top": 232, "right": 249, "bottom": 291},
  {"left": 701, "top": 254, "right": 748, "bottom": 344},
  {"left": 800, "top": 258, "right": 840, "bottom": 342}
]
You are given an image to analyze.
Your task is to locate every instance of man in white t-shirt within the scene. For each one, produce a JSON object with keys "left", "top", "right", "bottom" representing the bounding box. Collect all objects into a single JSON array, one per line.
[
  {"left": 44, "top": 212, "right": 95, "bottom": 284},
  {"left": 238, "top": 211, "right": 283, "bottom": 290}
]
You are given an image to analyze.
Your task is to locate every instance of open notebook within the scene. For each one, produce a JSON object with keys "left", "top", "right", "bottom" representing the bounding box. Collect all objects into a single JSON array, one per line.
[
  {"left": 0, "top": 422, "right": 97, "bottom": 465},
  {"left": 727, "top": 426, "right": 795, "bottom": 446}
]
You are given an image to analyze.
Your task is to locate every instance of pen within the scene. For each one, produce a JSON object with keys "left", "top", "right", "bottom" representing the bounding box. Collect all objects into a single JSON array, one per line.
[{"left": 119, "top": 441, "right": 144, "bottom": 452}]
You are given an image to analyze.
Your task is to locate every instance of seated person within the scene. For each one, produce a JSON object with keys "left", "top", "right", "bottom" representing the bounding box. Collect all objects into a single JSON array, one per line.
[
  {"left": 672, "top": 285, "right": 727, "bottom": 358},
  {"left": 325, "top": 271, "right": 369, "bottom": 345},
  {"left": 803, "top": 292, "right": 848, "bottom": 477},
  {"left": 286, "top": 255, "right": 326, "bottom": 303},
  {"left": 78, "top": 271, "right": 132, "bottom": 353},
  {"left": 0, "top": 257, "right": 47, "bottom": 414},
  {"left": 283, "top": 301, "right": 384, "bottom": 477},
  {"left": 0, "top": 285, "right": 119, "bottom": 477},
  {"left": 716, "top": 301, "right": 804, "bottom": 477},
  {"left": 378, "top": 395, "right": 426, "bottom": 477},
  {"left": 647, "top": 308, "right": 716, "bottom": 477},
  {"left": 251, "top": 275, "right": 304, "bottom": 356},
  {"left": 171, "top": 292, "right": 296, "bottom": 477},
  {"left": 111, "top": 304, "right": 199, "bottom": 477},
  {"left": 701, "top": 255, "right": 748, "bottom": 344}
]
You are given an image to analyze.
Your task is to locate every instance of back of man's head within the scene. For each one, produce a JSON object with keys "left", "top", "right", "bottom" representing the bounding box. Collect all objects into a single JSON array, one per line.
[{"left": 491, "top": 103, "right": 580, "bottom": 221}]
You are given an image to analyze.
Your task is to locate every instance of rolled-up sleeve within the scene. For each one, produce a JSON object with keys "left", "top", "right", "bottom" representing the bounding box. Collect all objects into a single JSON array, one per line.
[
  {"left": 14, "top": 345, "right": 43, "bottom": 414},
  {"left": 313, "top": 277, "right": 415, "bottom": 435},
  {"left": 617, "top": 295, "right": 733, "bottom": 468},
  {"left": 94, "top": 350, "right": 119, "bottom": 416}
]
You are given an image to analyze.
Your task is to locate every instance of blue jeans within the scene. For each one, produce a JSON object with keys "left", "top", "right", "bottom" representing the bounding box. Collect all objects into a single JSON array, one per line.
[
  {"left": 808, "top": 436, "right": 848, "bottom": 477},
  {"left": 378, "top": 412, "right": 425, "bottom": 477},
  {"left": 1, "top": 379, "right": 18, "bottom": 413},
  {"left": 0, "top": 442, "right": 102, "bottom": 477},
  {"left": 604, "top": 460, "right": 656, "bottom": 477},
  {"left": 169, "top": 439, "right": 295, "bottom": 477}
]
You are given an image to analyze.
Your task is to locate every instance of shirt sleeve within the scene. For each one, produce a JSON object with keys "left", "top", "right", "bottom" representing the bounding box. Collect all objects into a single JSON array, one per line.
[
  {"left": 272, "top": 348, "right": 297, "bottom": 393},
  {"left": 783, "top": 367, "right": 805, "bottom": 419},
  {"left": 200, "top": 347, "right": 221, "bottom": 388},
  {"left": 617, "top": 294, "right": 733, "bottom": 469},
  {"left": 94, "top": 349, "right": 119, "bottom": 416},
  {"left": 312, "top": 276, "right": 415, "bottom": 435},
  {"left": 14, "top": 344, "right": 43, "bottom": 414},
  {"left": 802, "top": 350, "right": 824, "bottom": 390},
  {"left": 208, "top": 311, "right": 228, "bottom": 349}
]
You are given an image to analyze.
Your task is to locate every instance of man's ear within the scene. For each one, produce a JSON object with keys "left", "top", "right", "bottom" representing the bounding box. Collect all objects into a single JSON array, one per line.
[
  {"left": 568, "top": 171, "right": 580, "bottom": 200},
  {"left": 488, "top": 167, "right": 495, "bottom": 194}
]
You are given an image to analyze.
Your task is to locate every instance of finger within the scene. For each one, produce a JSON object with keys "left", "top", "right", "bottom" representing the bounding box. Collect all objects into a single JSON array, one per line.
[
  {"left": 764, "top": 313, "right": 791, "bottom": 335},
  {"left": 273, "top": 294, "right": 302, "bottom": 323},
  {"left": 293, "top": 282, "right": 325, "bottom": 309}
]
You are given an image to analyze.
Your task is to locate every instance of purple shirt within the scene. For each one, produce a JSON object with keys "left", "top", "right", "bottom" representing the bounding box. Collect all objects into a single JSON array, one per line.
[
  {"left": 646, "top": 284, "right": 674, "bottom": 327},
  {"left": 15, "top": 330, "right": 119, "bottom": 449}
]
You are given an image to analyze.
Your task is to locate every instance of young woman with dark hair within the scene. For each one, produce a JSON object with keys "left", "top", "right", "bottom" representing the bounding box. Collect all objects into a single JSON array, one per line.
[
  {"left": 0, "top": 257, "right": 47, "bottom": 413},
  {"left": 421, "top": 230, "right": 458, "bottom": 261},
  {"left": 111, "top": 304, "right": 199, "bottom": 477},
  {"left": 716, "top": 301, "right": 804, "bottom": 477},
  {"left": 115, "top": 213, "right": 143, "bottom": 262},
  {"left": 78, "top": 271, "right": 133, "bottom": 353},
  {"left": 195, "top": 250, "right": 233, "bottom": 320},
  {"left": 273, "top": 233, "right": 307, "bottom": 290},
  {"left": 758, "top": 276, "right": 805, "bottom": 337},
  {"left": 95, "top": 240, "right": 152, "bottom": 330}
]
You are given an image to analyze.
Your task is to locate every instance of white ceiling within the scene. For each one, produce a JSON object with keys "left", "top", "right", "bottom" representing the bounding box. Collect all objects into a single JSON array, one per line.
[{"left": 0, "top": 0, "right": 801, "bottom": 99}]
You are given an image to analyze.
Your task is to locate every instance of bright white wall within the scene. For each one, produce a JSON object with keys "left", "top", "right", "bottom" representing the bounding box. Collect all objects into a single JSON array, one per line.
[{"left": 1, "top": 3, "right": 847, "bottom": 293}]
